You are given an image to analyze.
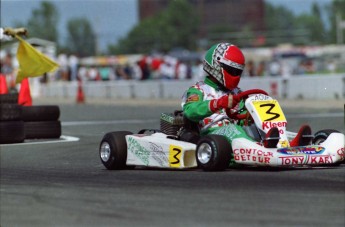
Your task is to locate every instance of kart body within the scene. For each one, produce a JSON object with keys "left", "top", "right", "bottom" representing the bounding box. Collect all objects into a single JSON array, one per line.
[{"left": 99, "top": 92, "right": 345, "bottom": 170}]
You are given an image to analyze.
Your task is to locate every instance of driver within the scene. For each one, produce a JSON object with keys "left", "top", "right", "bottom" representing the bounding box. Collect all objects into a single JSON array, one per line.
[{"left": 181, "top": 42, "right": 312, "bottom": 148}]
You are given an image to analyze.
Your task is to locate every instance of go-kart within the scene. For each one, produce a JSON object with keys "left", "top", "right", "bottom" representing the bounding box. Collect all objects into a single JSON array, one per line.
[{"left": 99, "top": 89, "right": 345, "bottom": 171}]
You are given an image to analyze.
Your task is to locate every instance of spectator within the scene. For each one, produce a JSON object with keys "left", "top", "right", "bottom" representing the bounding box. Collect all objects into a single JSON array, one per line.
[
  {"left": 68, "top": 54, "right": 79, "bottom": 81},
  {"left": 269, "top": 60, "right": 281, "bottom": 77},
  {"left": 256, "top": 61, "right": 265, "bottom": 77},
  {"left": 246, "top": 60, "right": 255, "bottom": 77}
]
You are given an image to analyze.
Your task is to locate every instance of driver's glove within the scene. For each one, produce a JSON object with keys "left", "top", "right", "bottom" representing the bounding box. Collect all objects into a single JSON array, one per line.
[{"left": 210, "top": 94, "right": 241, "bottom": 112}]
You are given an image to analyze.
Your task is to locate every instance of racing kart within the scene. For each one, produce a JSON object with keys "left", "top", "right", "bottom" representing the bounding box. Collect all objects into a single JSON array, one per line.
[{"left": 99, "top": 89, "right": 345, "bottom": 171}]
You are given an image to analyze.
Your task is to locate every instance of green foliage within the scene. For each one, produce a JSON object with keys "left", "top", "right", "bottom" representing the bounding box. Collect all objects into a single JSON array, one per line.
[
  {"left": 65, "top": 18, "right": 97, "bottom": 57},
  {"left": 294, "top": 3, "right": 326, "bottom": 45},
  {"left": 26, "top": 1, "right": 59, "bottom": 43},
  {"left": 264, "top": 1, "right": 330, "bottom": 45},
  {"left": 21, "top": 0, "right": 343, "bottom": 56},
  {"left": 108, "top": 0, "right": 199, "bottom": 54},
  {"left": 327, "top": 0, "right": 345, "bottom": 43}
]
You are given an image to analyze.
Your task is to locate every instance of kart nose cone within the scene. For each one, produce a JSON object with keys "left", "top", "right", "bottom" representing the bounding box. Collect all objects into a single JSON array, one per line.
[
  {"left": 197, "top": 143, "right": 212, "bottom": 164},
  {"left": 100, "top": 142, "right": 111, "bottom": 162}
]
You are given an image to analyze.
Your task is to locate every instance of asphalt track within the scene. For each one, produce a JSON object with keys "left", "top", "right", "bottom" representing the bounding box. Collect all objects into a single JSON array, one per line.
[{"left": 1, "top": 98, "right": 344, "bottom": 227}]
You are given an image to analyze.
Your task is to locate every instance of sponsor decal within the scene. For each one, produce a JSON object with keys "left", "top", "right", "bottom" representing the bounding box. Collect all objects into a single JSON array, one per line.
[
  {"left": 127, "top": 137, "right": 149, "bottom": 165},
  {"left": 277, "top": 146, "right": 325, "bottom": 155},
  {"left": 169, "top": 145, "right": 182, "bottom": 167},
  {"left": 253, "top": 94, "right": 270, "bottom": 100},
  {"left": 149, "top": 142, "right": 168, "bottom": 166},
  {"left": 213, "top": 124, "right": 242, "bottom": 141},
  {"left": 279, "top": 140, "right": 289, "bottom": 148},
  {"left": 186, "top": 94, "right": 199, "bottom": 103},
  {"left": 337, "top": 147, "right": 345, "bottom": 161},
  {"left": 262, "top": 121, "right": 287, "bottom": 130},
  {"left": 279, "top": 155, "right": 333, "bottom": 165},
  {"left": 160, "top": 113, "right": 175, "bottom": 124},
  {"left": 233, "top": 148, "right": 272, "bottom": 164}
]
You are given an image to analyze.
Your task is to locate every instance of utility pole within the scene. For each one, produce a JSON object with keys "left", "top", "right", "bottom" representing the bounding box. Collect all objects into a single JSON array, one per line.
[{"left": 336, "top": 13, "right": 345, "bottom": 44}]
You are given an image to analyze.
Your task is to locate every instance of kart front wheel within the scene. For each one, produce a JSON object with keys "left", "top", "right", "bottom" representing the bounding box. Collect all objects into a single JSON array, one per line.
[
  {"left": 313, "top": 129, "right": 340, "bottom": 145},
  {"left": 196, "top": 135, "right": 231, "bottom": 171},
  {"left": 99, "top": 131, "right": 133, "bottom": 170}
]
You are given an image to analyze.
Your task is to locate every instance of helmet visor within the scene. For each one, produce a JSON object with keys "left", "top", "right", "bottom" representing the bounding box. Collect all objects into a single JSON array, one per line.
[{"left": 220, "top": 62, "right": 243, "bottom": 77}]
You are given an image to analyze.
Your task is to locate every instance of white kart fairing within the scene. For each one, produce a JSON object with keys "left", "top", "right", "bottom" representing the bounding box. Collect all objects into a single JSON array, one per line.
[
  {"left": 232, "top": 133, "right": 344, "bottom": 166},
  {"left": 126, "top": 133, "right": 197, "bottom": 168},
  {"left": 231, "top": 94, "right": 345, "bottom": 166},
  {"left": 245, "top": 94, "right": 289, "bottom": 147}
]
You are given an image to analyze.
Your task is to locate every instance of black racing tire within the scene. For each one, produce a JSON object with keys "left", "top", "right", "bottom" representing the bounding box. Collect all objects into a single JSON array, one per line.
[
  {"left": 0, "top": 104, "right": 22, "bottom": 121},
  {"left": 0, "top": 121, "right": 25, "bottom": 144},
  {"left": 196, "top": 134, "right": 232, "bottom": 171},
  {"left": 313, "top": 129, "right": 340, "bottom": 145},
  {"left": 0, "top": 93, "right": 18, "bottom": 104},
  {"left": 22, "top": 105, "right": 60, "bottom": 122},
  {"left": 99, "top": 131, "right": 133, "bottom": 170},
  {"left": 24, "top": 121, "right": 62, "bottom": 139}
]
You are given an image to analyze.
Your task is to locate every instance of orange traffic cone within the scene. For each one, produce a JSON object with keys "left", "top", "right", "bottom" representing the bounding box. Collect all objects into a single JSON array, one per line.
[
  {"left": 18, "top": 78, "right": 32, "bottom": 106},
  {"left": 76, "top": 80, "right": 85, "bottom": 104},
  {"left": 0, "top": 74, "right": 9, "bottom": 94}
]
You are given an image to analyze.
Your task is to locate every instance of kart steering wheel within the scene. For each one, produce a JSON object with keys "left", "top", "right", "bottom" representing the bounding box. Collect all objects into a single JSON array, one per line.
[
  {"left": 226, "top": 89, "right": 268, "bottom": 121},
  {"left": 234, "top": 89, "right": 268, "bottom": 100}
]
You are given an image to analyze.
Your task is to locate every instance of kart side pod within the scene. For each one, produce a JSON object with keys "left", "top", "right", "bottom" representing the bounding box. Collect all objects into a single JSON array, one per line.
[{"left": 125, "top": 133, "right": 197, "bottom": 169}]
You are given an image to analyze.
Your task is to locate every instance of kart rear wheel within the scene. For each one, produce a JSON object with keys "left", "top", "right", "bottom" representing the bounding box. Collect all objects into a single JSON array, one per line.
[
  {"left": 99, "top": 131, "right": 133, "bottom": 170},
  {"left": 313, "top": 129, "right": 340, "bottom": 145},
  {"left": 196, "top": 135, "right": 231, "bottom": 171}
]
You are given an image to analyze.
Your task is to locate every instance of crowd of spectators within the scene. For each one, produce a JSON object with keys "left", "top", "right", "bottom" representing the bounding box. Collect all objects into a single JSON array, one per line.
[
  {"left": 0, "top": 51, "right": 342, "bottom": 85},
  {"left": 53, "top": 53, "right": 205, "bottom": 83}
]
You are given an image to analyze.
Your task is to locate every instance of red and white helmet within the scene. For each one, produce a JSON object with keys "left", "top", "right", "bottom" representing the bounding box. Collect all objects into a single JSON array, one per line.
[{"left": 203, "top": 43, "right": 245, "bottom": 89}]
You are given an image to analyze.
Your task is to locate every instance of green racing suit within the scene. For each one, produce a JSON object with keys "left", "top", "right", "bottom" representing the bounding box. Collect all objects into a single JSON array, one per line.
[{"left": 181, "top": 77, "right": 254, "bottom": 144}]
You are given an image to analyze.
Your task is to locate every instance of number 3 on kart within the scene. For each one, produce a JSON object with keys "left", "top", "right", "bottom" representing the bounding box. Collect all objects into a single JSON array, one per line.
[{"left": 253, "top": 100, "right": 286, "bottom": 122}]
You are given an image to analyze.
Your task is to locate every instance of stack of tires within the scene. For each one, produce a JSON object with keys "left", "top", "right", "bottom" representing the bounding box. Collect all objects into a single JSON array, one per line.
[
  {"left": 0, "top": 93, "right": 62, "bottom": 144},
  {"left": 0, "top": 93, "right": 25, "bottom": 143},
  {"left": 22, "top": 105, "right": 61, "bottom": 139}
]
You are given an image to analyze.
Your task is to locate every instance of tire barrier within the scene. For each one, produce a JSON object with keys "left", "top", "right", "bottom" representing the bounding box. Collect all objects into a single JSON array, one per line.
[
  {"left": 0, "top": 93, "right": 24, "bottom": 144},
  {"left": 24, "top": 121, "right": 61, "bottom": 139},
  {"left": 0, "top": 93, "right": 19, "bottom": 104},
  {"left": 0, "top": 121, "right": 25, "bottom": 144},
  {"left": 0, "top": 93, "right": 61, "bottom": 144},
  {"left": 22, "top": 105, "right": 60, "bottom": 122}
]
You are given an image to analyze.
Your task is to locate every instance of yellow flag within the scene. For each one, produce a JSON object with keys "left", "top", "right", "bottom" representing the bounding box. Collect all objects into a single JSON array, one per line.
[{"left": 15, "top": 35, "right": 59, "bottom": 83}]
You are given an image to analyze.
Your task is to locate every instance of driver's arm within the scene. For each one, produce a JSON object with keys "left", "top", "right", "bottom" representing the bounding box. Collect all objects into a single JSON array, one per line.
[{"left": 182, "top": 88, "right": 213, "bottom": 122}]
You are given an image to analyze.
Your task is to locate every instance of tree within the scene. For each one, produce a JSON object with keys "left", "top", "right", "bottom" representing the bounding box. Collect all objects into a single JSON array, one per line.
[
  {"left": 26, "top": 1, "right": 59, "bottom": 43},
  {"left": 294, "top": 3, "right": 326, "bottom": 45},
  {"left": 264, "top": 3, "right": 300, "bottom": 45},
  {"left": 327, "top": 0, "right": 345, "bottom": 43},
  {"left": 108, "top": 0, "right": 199, "bottom": 54},
  {"left": 65, "top": 18, "right": 97, "bottom": 57}
]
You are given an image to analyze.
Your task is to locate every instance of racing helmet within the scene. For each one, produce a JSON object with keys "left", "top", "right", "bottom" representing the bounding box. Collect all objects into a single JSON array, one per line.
[{"left": 203, "top": 43, "right": 245, "bottom": 89}]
